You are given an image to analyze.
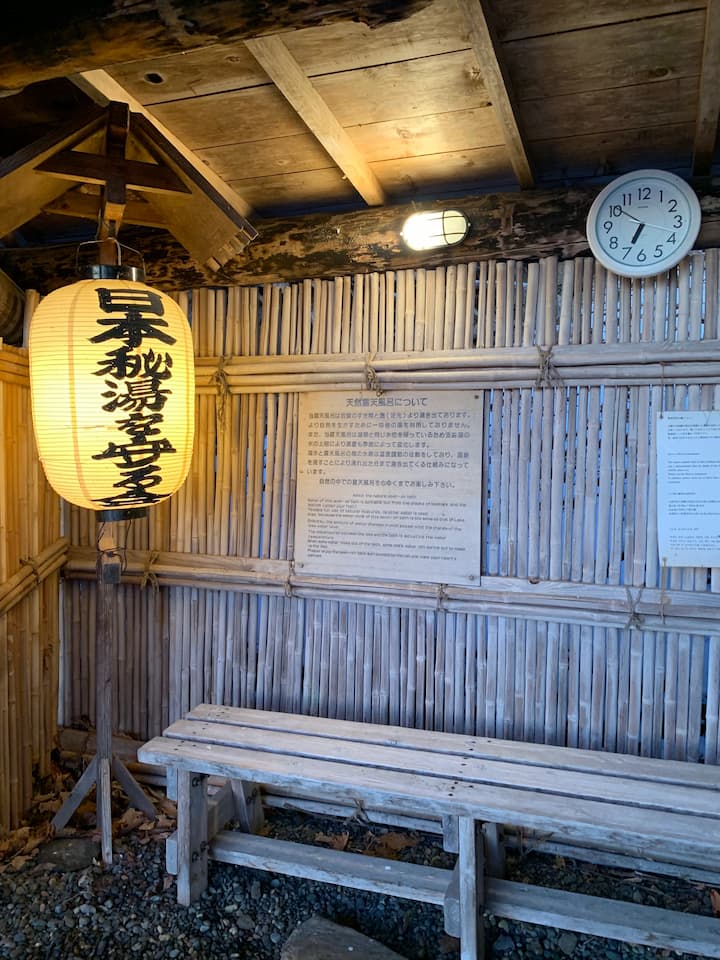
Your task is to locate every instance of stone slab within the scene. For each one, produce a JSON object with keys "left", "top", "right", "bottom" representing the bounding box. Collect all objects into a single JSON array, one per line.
[{"left": 281, "top": 916, "right": 406, "bottom": 960}]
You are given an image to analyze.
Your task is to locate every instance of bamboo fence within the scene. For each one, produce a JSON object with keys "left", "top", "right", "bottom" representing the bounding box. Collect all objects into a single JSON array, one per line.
[
  {"left": 0, "top": 340, "right": 63, "bottom": 832},
  {"left": 55, "top": 253, "right": 720, "bottom": 766}
]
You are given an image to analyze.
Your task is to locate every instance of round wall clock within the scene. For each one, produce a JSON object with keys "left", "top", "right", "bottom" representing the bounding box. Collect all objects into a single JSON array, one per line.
[{"left": 585, "top": 169, "right": 701, "bottom": 278}]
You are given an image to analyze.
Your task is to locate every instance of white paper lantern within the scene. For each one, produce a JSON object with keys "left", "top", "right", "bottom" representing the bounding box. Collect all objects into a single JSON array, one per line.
[{"left": 29, "top": 270, "right": 195, "bottom": 519}]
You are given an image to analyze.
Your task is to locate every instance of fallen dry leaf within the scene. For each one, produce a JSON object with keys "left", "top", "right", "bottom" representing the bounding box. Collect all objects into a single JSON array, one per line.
[
  {"left": 710, "top": 889, "right": 720, "bottom": 917},
  {"left": 114, "top": 809, "right": 151, "bottom": 836},
  {"left": 315, "top": 831, "right": 349, "bottom": 851},
  {"left": 367, "top": 831, "right": 420, "bottom": 859}
]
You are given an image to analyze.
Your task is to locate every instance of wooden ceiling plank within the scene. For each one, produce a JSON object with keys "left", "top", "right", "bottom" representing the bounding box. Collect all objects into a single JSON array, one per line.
[
  {"left": 244, "top": 35, "right": 386, "bottom": 206},
  {"left": 75, "top": 71, "right": 256, "bottom": 220},
  {"left": 692, "top": 0, "right": 720, "bottom": 176},
  {"left": 74, "top": 70, "right": 258, "bottom": 267},
  {"left": 0, "top": 0, "right": 433, "bottom": 93},
  {"left": 0, "top": 104, "right": 106, "bottom": 238},
  {"left": 456, "top": 0, "right": 533, "bottom": 188}
]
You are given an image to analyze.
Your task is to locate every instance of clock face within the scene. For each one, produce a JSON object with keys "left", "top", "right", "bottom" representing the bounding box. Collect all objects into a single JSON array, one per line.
[{"left": 586, "top": 170, "right": 701, "bottom": 278}]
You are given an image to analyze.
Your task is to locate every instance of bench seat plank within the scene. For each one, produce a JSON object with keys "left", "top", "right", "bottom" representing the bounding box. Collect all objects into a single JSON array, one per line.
[
  {"left": 138, "top": 736, "right": 720, "bottom": 869},
  {"left": 186, "top": 704, "right": 720, "bottom": 790},
  {"left": 155, "top": 718, "right": 720, "bottom": 819}
]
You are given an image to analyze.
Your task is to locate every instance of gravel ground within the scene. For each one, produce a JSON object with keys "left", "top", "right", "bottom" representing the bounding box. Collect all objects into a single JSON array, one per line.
[{"left": 0, "top": 788, "right": 717, "bottom": 960}]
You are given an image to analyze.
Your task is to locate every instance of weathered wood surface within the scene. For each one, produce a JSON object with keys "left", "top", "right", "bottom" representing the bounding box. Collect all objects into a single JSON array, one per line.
[
  {"left": 0, "top": 0, "right": 434, "bottom": 93},
  {"left": 7, "top": 185, "right": 720, "bottom": 292},
  {"left": 141, "top": 705, "right": 720, "bottom": 958}
]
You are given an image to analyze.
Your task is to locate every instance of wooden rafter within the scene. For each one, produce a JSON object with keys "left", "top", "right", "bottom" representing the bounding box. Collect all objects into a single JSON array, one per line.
[
  {"left": 692, "top": 0, "right": 720, "bottom": 176},
  {"left": 456, "top": 0, "right": 533, "bottom": 189},
  {"left": 0, "top": 104, "right": 106, "bottom": 239},
  {"left": 245, "top": 35, "right": 386, "bottom": 206},
  {"left": 74, "top": 71, "right": 258, "bottom": 270}
]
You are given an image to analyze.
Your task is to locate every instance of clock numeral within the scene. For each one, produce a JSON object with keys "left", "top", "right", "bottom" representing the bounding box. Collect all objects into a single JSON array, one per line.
[
  {"left": 602, "top": 220, "right": 613, "bottom": 233},
  {"left": 673, "top": 214, "right": 683, "bottom": 228},
  {"left": 668, "top": 198, "right": 678, "bottom": 212},
  {"left": 654, "top": 244, "right": 664, "bottom": 258},
  {"left": 621, "top": 246, "right": 632, "bottom": 260},
  {"left": 609, "top": 236, "right": 619, "bottom": 250},
  {"left": 609, "top": 204, "right": 623, "bottom": 218},
  {"left": 667, "top": 233, "right": 676, "bottom": 244},
  {"left": 638, "top": 187, "right": 651, "bottom": 201},
  {"left": 622, "top": 193, "right": 632, "bottom": 206},
  {"left": 636, "top": 249, "right": 647, "bottom": 262}
]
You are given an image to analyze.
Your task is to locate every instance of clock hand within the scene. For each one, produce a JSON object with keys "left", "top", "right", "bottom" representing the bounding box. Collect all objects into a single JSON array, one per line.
[
  {"left": 618, "top": 209, "right": 673, "bottom": 233},
  {"left": 630, "top": 223, "right": 644, "bottom": 244}
]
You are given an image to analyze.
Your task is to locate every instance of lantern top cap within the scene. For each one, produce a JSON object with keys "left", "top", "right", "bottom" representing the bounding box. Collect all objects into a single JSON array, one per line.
[{"left": 80, "top": 264, "right": 146, "bottom": 283}]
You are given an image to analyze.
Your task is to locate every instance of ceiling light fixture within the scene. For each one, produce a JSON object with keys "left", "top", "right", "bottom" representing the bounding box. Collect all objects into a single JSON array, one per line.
[{"left": 401, "top": 210, "right": 470, "bottom": 252}]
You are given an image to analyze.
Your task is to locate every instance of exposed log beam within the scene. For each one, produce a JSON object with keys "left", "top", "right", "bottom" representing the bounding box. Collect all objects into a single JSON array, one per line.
[
  {"left": 74, "top": 71, "right": 258, "bottom": 269},
  {"left": 0, "top": 103, "right": 106, "bottom": 239},
  {"left": 0, "top": 0, "right": 433, "bottom": 94},
  {"left": 456, "top": 0, "right": 533, "bottom": 189},
  {"left": 245, "top": 35, "right": 386, "bottom": 206},
  {"left": 6, "top": 185, "right": 720, "bottom": 294},
  {"left": 692, "top": 0, "right": 720, "bottom": 176}
]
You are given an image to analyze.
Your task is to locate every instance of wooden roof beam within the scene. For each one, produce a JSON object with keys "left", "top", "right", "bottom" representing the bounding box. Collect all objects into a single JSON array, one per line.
[
  {"left": 245, "top": 35, "right": 386, "bottom": 206},
  {"left": 456, "top": 0, "right": 533, "bottom": 189},
  {"left": 74, "top": 70, "right": 258, "bottom": 269},
  {"left": 0, "top": 103, "right": 106, "bottom": 239},
  {"left": 692, "top": 0, "right": 720, "bottom": 176}
]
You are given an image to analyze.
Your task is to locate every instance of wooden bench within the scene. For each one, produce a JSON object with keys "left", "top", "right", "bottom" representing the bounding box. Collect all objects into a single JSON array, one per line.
[{"left": 138, "top": 704, "right": 720, "bottom": 960}]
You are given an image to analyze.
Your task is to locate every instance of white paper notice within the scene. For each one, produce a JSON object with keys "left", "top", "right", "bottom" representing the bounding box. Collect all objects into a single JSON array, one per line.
[
  {"left": 656, "top": 410, "right": 720, "bottom": 568},
  {"left": 294, "top": 390, "right": 483, "bottom": 586}
]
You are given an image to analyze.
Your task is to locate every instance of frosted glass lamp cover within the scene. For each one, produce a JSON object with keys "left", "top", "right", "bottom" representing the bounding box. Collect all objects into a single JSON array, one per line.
[
  {"left": 29, "top": 277, "right": 195, "bottom": 517},
  {"left": 401, "top": 210, "right": 470, "bottom": 251}
]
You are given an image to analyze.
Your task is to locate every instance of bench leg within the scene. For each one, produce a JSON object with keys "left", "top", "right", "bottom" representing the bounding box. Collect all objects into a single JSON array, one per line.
[
  {"left": 482, "top": 822, "right": 506, "bottom": 878},
  {"left": 458, "top": 817, "right": 485, "bottom": 960},
  {"left": 176, "top": 770, "right": 209, "bottom": 906}
]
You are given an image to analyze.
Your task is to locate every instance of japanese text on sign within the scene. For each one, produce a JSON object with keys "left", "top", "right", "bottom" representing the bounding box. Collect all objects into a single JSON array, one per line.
[
  {"left": 656, "top": 410, "right": 720, "bottom": 568},
  {"left": 295, "top": 391, "right": 483, "bottom": 585}
]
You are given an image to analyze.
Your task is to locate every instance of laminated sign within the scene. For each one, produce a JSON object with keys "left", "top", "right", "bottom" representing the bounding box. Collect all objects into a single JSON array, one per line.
[
  {"left": 294, "top": 390, "right": 483, "bottom": 586},
  {"left": 656, "top": 410, "right": 720, "bottom": 568}
]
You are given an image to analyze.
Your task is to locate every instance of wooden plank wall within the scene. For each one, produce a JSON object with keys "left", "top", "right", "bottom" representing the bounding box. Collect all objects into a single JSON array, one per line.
[
  {"left": 0, "top": 342, "right": 63, "bottom": 832},
  {"left": 61, "top": 252, "right": 720, "bottom": 764}
]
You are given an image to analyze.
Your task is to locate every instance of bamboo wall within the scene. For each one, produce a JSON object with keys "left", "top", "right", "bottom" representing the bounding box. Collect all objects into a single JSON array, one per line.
[
  {"left": 0, "top": 341, "right": 64, "bottom": 832},
  {"left": 61, "top": 252, "right": 720, "bottom": 765}
]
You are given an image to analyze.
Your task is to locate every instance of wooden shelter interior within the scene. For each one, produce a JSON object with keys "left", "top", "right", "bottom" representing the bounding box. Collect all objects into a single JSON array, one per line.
[{"left": 0, "top": 0, "right": 719, "bottom": 877}]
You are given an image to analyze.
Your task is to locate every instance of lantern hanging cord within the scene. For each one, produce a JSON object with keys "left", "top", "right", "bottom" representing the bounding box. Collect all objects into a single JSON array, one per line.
[{"left": 75, "top": 238, "right": 146, "bottom": 274}]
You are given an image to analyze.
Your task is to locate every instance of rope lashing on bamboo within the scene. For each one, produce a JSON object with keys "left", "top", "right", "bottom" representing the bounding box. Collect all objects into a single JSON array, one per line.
[
  {"left": 625, "top": 585, "right": 644, "bottom": 629},
  {"left": 212, "top": 355, "right": 231, "bottom": 426},
  {"left": 284, "top": 560, "right": 295, "bottom": 598},
  {"left": 535, "top": 345, "right": 561, "bottom": 387},
  {"left": 436, "top": 583, "right": 448, "bottom": 610},
  {"left": 18, "top": 555, "right": 40, "bottom": 586},
  {"left": 364, "top": 354, "right": 384, "bottom": 395},
  {"left": 140, "top": 550, "right": 161, "bottom": 593}
]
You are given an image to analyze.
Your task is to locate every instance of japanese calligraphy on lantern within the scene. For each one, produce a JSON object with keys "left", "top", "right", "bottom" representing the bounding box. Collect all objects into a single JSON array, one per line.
[
  {"left": 656, "top": 411, "right": 720, "bottom": 567},
  {"left": 91, "top": 285, "right": 179, "bottom": 511},
  {"left": 295, "top": 391, "right": 483, "bottom": 585}
]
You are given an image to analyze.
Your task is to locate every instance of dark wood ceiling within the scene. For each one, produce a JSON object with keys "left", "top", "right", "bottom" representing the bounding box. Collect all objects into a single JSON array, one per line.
[{"left": 0, "top": 0, "right": 718, "bottom": 292}]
